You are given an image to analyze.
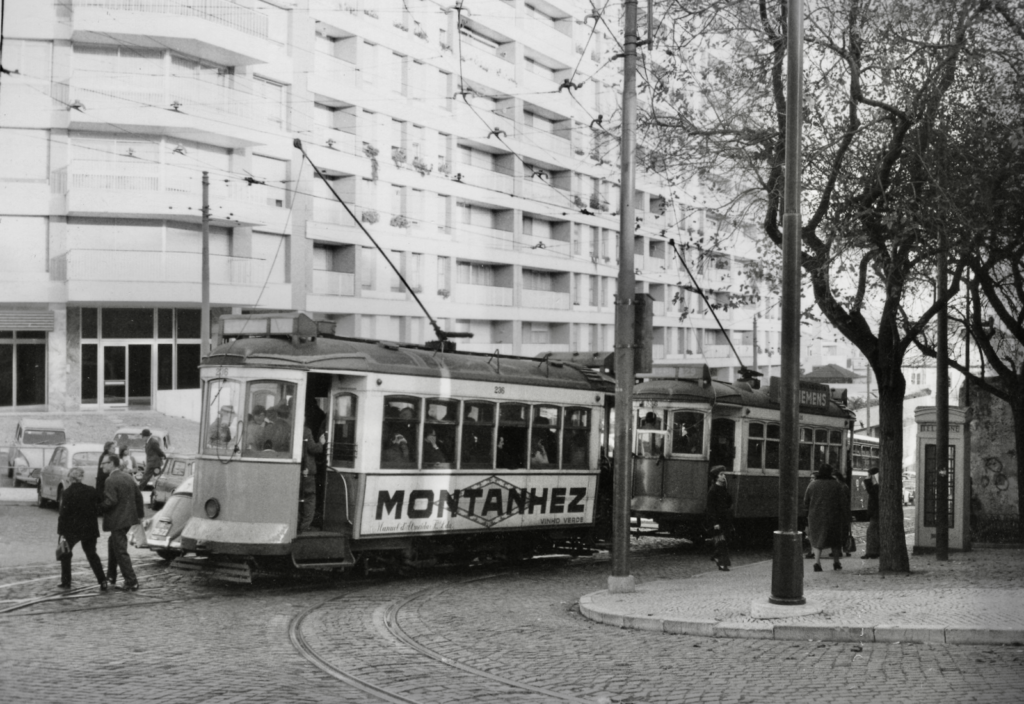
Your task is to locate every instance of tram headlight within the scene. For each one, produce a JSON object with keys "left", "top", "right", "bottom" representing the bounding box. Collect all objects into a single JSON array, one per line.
[{"left": 204, "top": 498, "right": 221, "bottom": 519}]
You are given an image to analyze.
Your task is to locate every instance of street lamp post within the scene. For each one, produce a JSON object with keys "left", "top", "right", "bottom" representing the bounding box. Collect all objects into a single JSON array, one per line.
[{"left": 770, "top": 0, "right": 806, "bottom": 605}]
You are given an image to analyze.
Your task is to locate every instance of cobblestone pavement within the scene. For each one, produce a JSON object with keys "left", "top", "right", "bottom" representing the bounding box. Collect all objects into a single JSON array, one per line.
[{"left": 2, "top": 537, "right": 1022, "bottom": 704}]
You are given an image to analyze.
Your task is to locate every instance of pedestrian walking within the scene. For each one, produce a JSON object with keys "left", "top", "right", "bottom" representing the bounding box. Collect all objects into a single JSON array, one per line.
[
  {"left": 298, "top": 425, "right": 324, "bottom": 532},
  {"left": 95, "top": 440, "right": 117, "bottom": 503},
  {"left": 706, "top": 465, "right": 733, "bottom": 571},
  {"left": 803, "top": 463, "right": 846, "bottom": 571},
  {"left": 138, "top": 428, "right": 166, "bottom": 489},
  {"left": 832, "top": 465, "right": 853, "bottom": 558},
  {"left": 862, "top": 467, "right": 880, "bottom": 558},
  {"left": 57, "top": 467, "right": 109, "bottom": 591},
  {"left": 100, "top": 458, "right": 145, "bottom": 591}
]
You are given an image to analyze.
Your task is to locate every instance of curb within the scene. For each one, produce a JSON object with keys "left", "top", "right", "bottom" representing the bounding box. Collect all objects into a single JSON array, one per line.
[{"left": 577, "top": 593, "right": 1024, "bottom": 646}]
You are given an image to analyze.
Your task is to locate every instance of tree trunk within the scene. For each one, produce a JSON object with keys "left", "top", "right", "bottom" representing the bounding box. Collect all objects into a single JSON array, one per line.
[{"left": 876, "top": 321, "right": 911, "bottom": 573}]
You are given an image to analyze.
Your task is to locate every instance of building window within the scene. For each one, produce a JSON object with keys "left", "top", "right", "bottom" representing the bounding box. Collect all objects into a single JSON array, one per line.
[{"left": 0, "top": 332, "right": 46, "bottom": 407}]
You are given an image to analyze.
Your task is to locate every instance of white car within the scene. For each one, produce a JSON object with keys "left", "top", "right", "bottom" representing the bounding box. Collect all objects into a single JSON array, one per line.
[
  {"left": 8, "top": 419, "right": 68, "bottom": 487},
  {"left": 37, "top": 443, "right": 107, "bottom": 508},
  {"left": 133, "top": 476, "right": 193, "bottom": 561}
]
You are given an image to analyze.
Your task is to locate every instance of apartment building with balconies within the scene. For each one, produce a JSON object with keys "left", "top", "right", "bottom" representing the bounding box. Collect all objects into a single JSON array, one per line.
[{"left": 0, "top": 0, "right": 781, "bottom": 413}]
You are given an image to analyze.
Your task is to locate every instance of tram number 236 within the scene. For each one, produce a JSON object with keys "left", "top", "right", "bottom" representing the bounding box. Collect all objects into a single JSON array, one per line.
[{"left": 494, "top": 386, "right": 506, "bottom": 395}]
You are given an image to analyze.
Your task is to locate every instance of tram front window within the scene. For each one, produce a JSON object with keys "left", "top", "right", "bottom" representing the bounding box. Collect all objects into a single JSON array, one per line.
[
  {"left": 204, "top": 379, "right": 241, "bottom": 453},
  {"left": 242, "top": 380, "right": 297, "bottom": 458},
  {"left": 497, "top": 403, "right": 528, "bottom": 469},
  {"left": 670, "top": 410, "right": 705, "bottom": 455}
]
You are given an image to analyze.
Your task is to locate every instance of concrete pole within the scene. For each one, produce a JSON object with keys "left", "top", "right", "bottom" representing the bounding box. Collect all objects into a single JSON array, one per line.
[
  {"left": 201, "top": 171, "right": 211, "bottom": 357},
  {"left": 770, "top": 0, "right": 806, "bottom": 605},
  {"left": 609, "top": 0, "right": 639, "bottom": 595}
]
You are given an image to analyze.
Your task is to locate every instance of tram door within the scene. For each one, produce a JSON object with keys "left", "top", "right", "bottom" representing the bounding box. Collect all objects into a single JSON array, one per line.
[{"left": 324, "top": 384, "right": 358, "bottom": 533}]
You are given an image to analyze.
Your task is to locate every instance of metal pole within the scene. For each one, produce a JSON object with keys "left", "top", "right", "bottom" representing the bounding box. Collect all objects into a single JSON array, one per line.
[
  {"left": 770, "top": 0, "right": 805, "bottom": 605},
  {"left": 936, "top": 230, "right": 949, "bottom": 560},
  {"left": 609, "top": 0, "right": 639, "bottom": 594},
  {"left": 866, "top": 367, "right": 871, "bottom": 432},
  {"left": 201, "top": 171, "right": 211, "bottom": 357}
]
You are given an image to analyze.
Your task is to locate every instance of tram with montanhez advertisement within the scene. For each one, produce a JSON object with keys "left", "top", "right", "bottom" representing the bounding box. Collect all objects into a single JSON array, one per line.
[
  {"left": 177, "top": 312, "right": 613, "bottom": 581},
  {"left": 629, "top": 366, "right": 857, "bottom": 543}
]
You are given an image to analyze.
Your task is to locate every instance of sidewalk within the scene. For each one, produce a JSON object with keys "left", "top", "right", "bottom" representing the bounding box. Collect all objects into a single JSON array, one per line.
[{"left": 580, "top": 547, "right": 1024, "bottom": 646}]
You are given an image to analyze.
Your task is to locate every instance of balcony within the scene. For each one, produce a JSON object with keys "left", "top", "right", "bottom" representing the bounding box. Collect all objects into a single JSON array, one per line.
[
  {"left": 519, "top": 178, "right": 571, "bottom": 207},
  {"left": 311, "top": 270, "right": 355, "bottom": 297},
  {"left": 702, "top": 267, "right": 733, "bottom": 290},
  {"left": 52, "top": 249, "right": 274, "bottom": 304},
  {"left": 520, "top": 17, "right": 573, "bottom": 65},
  {"left": 521, "top": 289, "right": 571, "bottom": 310},
  {"left": 309, "top": 53, "right": 359, "bottom": 107},
  {"left": 455, "top": 164, "right": 515, "bottom": 194},
  {"left": 521, "top": 71, "right": 572, "bottom": 118},
  {"left": 69, "top": 0, "right": 279, "bottom": 67},
  {"left": 519, "top": 128, "right": 571, "bottom": 159},
  {"left": 452, "top": 284, "right": 513, "bottom": 306},
  {"left": 453, "top": 222, "right": 514, "bottom": 250},
  {"left": 460, "top": 43, "right": 518, "bottom": 93},
  {"left": 56, "top": 162, "right": 288, "bottom": 230},
  {"left": 63, "top": 71, "right": 281, "bottom": 148}
]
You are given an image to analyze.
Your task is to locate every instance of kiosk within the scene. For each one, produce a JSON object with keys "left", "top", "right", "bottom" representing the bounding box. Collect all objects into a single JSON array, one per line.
[{"left": 913, "top": 407, "right": 970, "bottom": 552}]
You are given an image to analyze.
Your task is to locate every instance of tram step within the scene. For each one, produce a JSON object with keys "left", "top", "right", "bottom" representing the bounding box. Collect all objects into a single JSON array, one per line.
[
  {"left": 170, "top": 556, "right": 253, "bottom": 584},
  {"left": 291, "top": 534, "right": 355, "bottom": 568}
]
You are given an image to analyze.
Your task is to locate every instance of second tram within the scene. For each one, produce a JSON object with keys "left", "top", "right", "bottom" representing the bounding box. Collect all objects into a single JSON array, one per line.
[{"left": 629, "top": 367, "right": 857, "bottom": 542}]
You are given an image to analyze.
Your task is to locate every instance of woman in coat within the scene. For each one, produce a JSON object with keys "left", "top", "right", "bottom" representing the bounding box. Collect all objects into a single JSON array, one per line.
[
  {"left": 803, "top": 463, "right": 846, "bottom": 571},
  {"left": 706, "top": 466, "right": 733, "bottom": 571},
  {"left": 57, "top": 467, "right": 108, "bottom": 590}
]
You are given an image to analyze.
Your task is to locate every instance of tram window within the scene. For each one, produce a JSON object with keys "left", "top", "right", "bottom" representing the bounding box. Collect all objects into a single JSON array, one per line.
[
  {"left": 815, "top": 428, "right": 829, "bottom": 444},
  {"left": 765, "top": 424, "right": 780, "bottom": 470},
  {"left": 747, "top": 422, "right": 765, "bottom": 469},
  {"left": 330, "top": 393, "right": 357, "bottom": 468},
  {"left": 531, "top": 406, "right": 560, "bottom": 468},
  {"left": 204, "top": 379, "right": 241, "bottom": 453},
  {"left": 497, "top": 403, "right": 529, "bottom": 469},
  {"left": 461, "top": 401, "right": 495, "bottom": 469},
  {"left": 562, "top": 407, "right": 590, "bottom": 469},
  {"left": 638, "top": 410, "right": 662, "bottom": 429},
  {"left": 382, "top": 396, "right": 420, "bottom": 468},
  {"left": 423, "top": 399, "right": 458, "bottom": 467},
  {"left": 637, "top": 431, "right": 665, "bottom": 459},
  {"left": 830, "top": 430, "right": 842, "bottom": 445},
  {"left": 670, "top": 410, "right": 704, "bottom": 455},
  {"left": 241, "top": 380, "right": 298, "bottom": 457}
]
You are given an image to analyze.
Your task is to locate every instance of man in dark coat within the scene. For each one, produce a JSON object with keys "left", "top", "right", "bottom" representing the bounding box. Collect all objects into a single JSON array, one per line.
[
  {"left": 101, "top": 461, "right": 145, "bottom": 591},
  {"left": 803, "top": 463, "right": 846, "bottom": 571},
  {"left": 862, "top": 467, "right": 881, "bottom": 558},
  {"left": 298, "top": 425, "right": 324, "bottom": 532},
  {"left": 138, "top": 428, "right": 166, "bottom": 489},
  {"left": 57, "top": 467, "right": 108, "bottom": 590}
]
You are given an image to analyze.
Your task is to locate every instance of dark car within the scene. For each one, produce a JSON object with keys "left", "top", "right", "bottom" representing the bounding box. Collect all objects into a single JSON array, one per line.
[{"left": 149, "top": 454, "right": 196, "bottom": 510}]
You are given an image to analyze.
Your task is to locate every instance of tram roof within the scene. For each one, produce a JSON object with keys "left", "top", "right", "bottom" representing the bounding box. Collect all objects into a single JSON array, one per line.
[
  {"left": 633, "top": 377, "right": 853, "bottom": 419},
  {"left": 202, "top": 336, "right": 615, "bottom": 393}
]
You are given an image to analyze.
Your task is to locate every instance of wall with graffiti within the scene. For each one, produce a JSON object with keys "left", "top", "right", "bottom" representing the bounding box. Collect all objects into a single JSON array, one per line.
[{"left": 963, "top": 381, "right": 1019, "bottom": 541}]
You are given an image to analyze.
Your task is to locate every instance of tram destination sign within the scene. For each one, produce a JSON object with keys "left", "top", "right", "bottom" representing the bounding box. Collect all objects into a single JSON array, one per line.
[
  {"left": 768, "top": 377, "right": 831, "bottom": 410},
  {"left": 360, "top": 473, "right": 598, "bottom": 537}
]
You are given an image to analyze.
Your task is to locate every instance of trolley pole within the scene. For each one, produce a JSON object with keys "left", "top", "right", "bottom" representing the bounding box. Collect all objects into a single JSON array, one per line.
[
  {"left": 609, "top": 0, "right": 639, "bottom": 594},
  {"left": 201, "top": 171, "right": 211, "bottom": 358},
  {"left": 770, "top": 0, "right": 806, "bottom": 605}
]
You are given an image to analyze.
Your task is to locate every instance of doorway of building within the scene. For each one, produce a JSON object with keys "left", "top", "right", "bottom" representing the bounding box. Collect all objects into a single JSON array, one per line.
[{"left": 102, "top": 344, "right": 152, "bottom": 407}]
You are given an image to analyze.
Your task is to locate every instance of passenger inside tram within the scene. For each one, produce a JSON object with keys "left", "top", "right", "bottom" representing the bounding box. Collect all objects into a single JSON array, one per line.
[
  {"left": 381, "top": 398, "right": 419, "bottom": 468},
  {"left": 422, "top": 428, "right": 448, "bottom": 466},
  {"left": 208, "top": 405, "right": 236, "bottom": 448}
]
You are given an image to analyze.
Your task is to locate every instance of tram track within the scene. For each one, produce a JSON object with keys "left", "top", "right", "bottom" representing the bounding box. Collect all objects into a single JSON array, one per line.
[{"left": 289, "top": 571, "right": 601, "bottom": 704}]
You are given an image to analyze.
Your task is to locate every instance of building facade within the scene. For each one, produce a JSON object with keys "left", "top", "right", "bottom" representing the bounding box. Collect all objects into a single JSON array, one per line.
[{"left": 0, "top": 0, "right": 782, "bottom": 412}]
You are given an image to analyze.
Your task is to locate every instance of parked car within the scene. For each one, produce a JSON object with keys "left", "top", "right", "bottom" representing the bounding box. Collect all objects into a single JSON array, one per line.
[
  {"left": 8, "top": 419, "right": 67, "bottom": 487},
  {"left": 133, "top": 476, "right": 193, "bottom": 561},
  {"left": 37, "top": 443, "right": 107, "bottom": 508},
  {"left": 149, "top": 453, "right": 196, "bottom": 510},
  {"left": 112, "top": 427, "right": 172, "bottom": 481},
  {"left": 903, "top": 477, "right": 916, "bottom": 506}
]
